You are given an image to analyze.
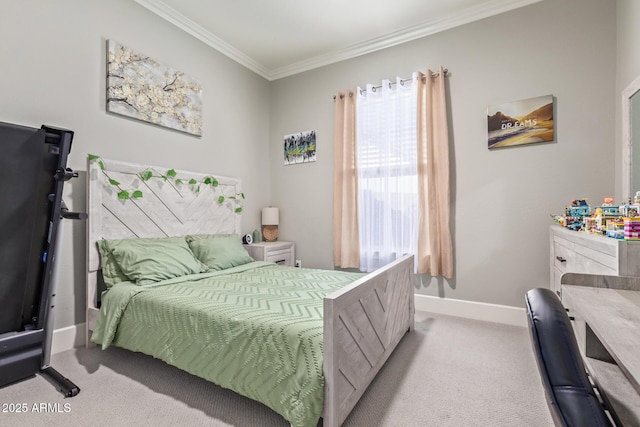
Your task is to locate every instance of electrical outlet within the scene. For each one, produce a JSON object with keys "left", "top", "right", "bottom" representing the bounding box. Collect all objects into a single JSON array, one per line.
[{"left": 295, "top": 259, "right": 302, "bottom": 268}]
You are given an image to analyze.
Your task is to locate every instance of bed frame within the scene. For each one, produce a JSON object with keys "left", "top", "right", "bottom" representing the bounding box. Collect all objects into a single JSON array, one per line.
[{"left": 86, "top": 157, "right": 415, "bottom": 427}]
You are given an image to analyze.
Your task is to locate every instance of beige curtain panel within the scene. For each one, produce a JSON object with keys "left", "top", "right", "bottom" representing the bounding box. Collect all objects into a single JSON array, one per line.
[
  {"left": 332, "top": 91, "right": 360, "bottom": 268},
  {"left": 416, "top": 66, "right": 453, "bottom": 278}
]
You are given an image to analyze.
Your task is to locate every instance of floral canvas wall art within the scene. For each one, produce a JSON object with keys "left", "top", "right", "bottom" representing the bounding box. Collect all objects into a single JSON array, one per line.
[{"left": 106, "top": 40, "right": 203, "bottom": 136}]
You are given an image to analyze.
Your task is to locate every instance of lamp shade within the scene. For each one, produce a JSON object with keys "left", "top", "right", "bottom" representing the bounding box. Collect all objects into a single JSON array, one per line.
[{"left": 261, "top": 207, "right": 279, "bottom": 225}]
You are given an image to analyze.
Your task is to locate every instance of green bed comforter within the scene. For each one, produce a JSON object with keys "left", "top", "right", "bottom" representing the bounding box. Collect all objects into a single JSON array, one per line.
[{"left": 92, "top": 261, "right": 364, "bottom": 427}]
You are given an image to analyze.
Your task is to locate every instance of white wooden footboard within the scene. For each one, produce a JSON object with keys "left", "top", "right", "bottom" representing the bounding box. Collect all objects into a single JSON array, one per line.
[{"left": 323, "top": 254, "right": 415, "bottom": 426}]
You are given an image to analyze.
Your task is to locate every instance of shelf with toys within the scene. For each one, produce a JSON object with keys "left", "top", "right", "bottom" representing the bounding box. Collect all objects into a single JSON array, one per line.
[{"left": 551, "top": 194, "right": 640, "bottom": 240}]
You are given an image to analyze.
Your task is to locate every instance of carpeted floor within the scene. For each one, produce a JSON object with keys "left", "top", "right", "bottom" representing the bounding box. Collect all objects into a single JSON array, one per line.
[{"left": 0, "top": 312, "right": 553, "bottom": 427}]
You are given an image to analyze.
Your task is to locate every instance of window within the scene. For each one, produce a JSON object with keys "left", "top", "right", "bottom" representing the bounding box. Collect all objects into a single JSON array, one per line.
[
  {"left": 356, "top": 78, "right": 418, "bottom": 272},
  {"left": 333, "top": 67, "right": 452, "bottom": 277}
]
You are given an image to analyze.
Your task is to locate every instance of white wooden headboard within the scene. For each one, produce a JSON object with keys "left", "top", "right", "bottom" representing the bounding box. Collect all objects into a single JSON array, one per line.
[{"left": 85, "top": 157, "right": 242, "bottom": 341}]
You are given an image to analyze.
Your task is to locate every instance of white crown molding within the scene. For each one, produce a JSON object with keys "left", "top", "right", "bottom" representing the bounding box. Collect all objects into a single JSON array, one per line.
[
  {"left": 134, "top": 0, "right": 542, "bottom": 81},
  {"left": 133, "top": 0, "right": 271, "bottom": 79},
  {"left": 270, "top": 0, "right": 543, "bottom": 80}
]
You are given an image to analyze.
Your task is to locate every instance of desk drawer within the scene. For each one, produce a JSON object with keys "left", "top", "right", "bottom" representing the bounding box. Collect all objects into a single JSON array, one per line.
[
  {"left": 553, "top": 241, "right": 574, "bottom": 272},
  {"left": 563, "top": 300, "right": 586, "bottom": 356},
  {"left": 553, "top": 239, "right": 616, "bottom": 276},
  {"left": 552, "top": 266, "right": 564, "bottom": 297}
]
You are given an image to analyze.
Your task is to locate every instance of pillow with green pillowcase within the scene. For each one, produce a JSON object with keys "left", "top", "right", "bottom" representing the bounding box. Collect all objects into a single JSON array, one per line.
[
  {"left": 101, "top": 236, "right": 208, "bottom": 285},
  {"left": 186, "top": 234, "right": 254, "bottom": 270},
  {"left": 96, "top": 239, "right": 130, "bottom": 288}
]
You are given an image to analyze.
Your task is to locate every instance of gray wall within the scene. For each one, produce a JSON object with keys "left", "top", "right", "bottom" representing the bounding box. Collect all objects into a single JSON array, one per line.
[
  {"left": 1, "top": 0, "right": 271, "bottom": 329},
  {"left": 269, "top": 0, "right": 617, "bottom": 307},
  {"left": 616, "top": 0, "right": 640, "bottom": 197}
]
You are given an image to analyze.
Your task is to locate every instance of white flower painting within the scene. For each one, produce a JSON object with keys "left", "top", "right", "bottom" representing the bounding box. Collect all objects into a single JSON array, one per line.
[{"left": 106, "top": 40, "right": 203, "bottom": 136}]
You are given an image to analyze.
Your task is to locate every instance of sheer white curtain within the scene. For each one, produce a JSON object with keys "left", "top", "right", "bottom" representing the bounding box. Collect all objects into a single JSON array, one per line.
[{"left": 356, "top": 75, "right": 419, "bottom": 272}]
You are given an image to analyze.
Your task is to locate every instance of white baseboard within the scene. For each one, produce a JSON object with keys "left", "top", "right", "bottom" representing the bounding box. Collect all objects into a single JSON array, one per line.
[
  {"left": 50, "top": 297, "right": 524, "bottom": 354},
  {"left": 52, "top": 322, "right": 86, "bottom": 354},
  {"left": 414, "top": 294, "right": 527, "bottom": 327}
]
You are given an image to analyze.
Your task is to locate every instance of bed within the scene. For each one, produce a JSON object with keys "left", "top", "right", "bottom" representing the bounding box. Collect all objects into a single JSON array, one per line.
[{"left": 85, "top": 158, "right": 415, "bottom": 427}]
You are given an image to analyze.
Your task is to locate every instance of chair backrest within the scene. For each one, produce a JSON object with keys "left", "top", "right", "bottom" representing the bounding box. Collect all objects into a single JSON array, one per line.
[{"left": 525, "top": 288, "right": 613, "bottom": 427}]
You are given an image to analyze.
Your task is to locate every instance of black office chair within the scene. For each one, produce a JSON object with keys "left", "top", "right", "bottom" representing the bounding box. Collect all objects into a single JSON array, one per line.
[{"left": 525, "top": 288, "right": 614, "bottom": 427}]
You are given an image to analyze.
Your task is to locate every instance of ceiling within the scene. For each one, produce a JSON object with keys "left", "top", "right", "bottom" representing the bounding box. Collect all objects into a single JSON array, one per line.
[{"left": 133, "top": 0, "right": 542, "bottom": 81}]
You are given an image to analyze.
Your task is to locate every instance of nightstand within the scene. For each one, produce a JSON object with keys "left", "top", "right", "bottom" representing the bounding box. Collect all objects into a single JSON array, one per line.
[{"left": 245, "top": 241, "right": 295, "bottom": 266}]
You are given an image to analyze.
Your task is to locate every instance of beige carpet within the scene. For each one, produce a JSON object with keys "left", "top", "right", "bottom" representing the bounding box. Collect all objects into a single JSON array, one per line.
[{"left": 0, "top": 312, "right": 553, "bottom": 427}]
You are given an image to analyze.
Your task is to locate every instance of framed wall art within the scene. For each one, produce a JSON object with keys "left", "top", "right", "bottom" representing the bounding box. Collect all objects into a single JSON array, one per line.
[
  {"left": 106, "top": 40, "right": 203, "bottom": 136},
  {"left": 284, "top": 130, "right": 316, "bottom": 165},
  {"left": 487, "top": 95, "right": 554, "bottom": 149}
]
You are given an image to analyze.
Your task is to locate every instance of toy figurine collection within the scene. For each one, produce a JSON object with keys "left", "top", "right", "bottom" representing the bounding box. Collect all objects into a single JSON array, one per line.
[{"left": 552, "top": 193, "right": 640, "bottom": 240}]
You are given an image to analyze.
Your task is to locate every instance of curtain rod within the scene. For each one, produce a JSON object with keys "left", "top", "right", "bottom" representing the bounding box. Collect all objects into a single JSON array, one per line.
[
  {"left": 333, "top": 68, "right": 449, "bottom": 100},
  {"left": 366, "top": 68, "right": 450, "bottom": 92}
]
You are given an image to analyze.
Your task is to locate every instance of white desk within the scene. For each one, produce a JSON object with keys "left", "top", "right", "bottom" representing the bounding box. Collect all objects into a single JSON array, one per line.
[{"left": 562, "top": 284, "right": 640, "bottom": 426}]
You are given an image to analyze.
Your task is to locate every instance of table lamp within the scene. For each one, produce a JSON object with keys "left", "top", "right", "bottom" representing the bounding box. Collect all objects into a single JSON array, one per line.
[{"left": 261, "top": 207, "right": 279, "bottom": 242}]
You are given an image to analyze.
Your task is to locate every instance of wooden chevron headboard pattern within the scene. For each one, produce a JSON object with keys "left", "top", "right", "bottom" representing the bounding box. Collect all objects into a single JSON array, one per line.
[{"left": 85, "top": 157, "right": 242, "bottom": 337}]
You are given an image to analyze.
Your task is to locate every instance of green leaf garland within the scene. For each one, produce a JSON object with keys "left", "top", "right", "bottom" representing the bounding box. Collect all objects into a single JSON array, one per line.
[{"left": 87, "top": 154, "right": 244, "bottom": 213}]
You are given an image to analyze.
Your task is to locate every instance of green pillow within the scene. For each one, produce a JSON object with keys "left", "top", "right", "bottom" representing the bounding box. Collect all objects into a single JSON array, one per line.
[
  {"left": 103, "top": 236, "right": 208, "bottom": 285},
  {"left": 97, "top": 239, "right": 130, "bottom": 287},
  {"left": 186, "top": 234, "right": 254, "bottom": 271}
]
